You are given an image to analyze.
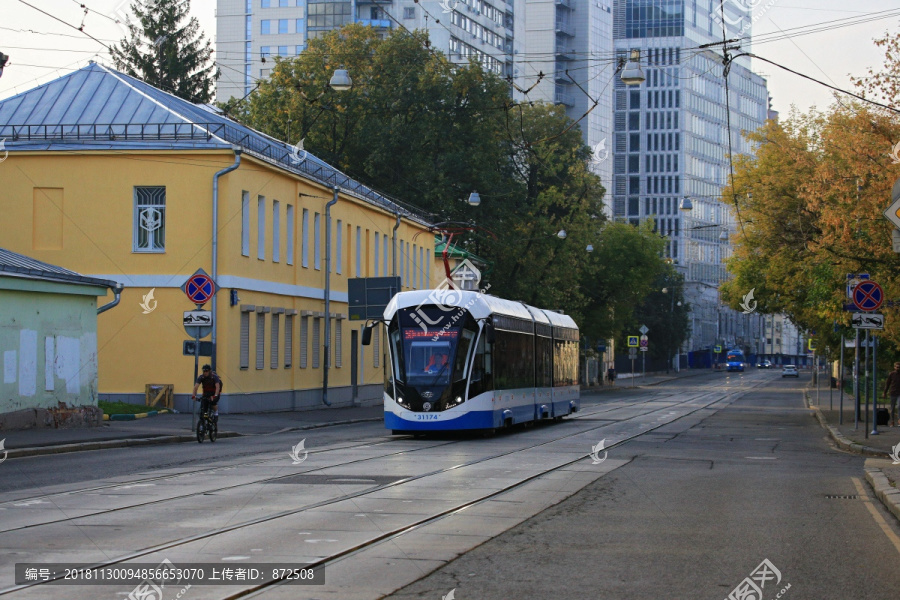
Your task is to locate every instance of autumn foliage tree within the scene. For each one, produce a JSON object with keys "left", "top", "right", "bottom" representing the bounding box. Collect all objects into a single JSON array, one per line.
[{"left": 720, "top": 103, "right": 900, "bottom": 355}]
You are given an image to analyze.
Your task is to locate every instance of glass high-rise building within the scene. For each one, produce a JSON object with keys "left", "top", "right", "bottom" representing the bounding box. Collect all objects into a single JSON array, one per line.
[
  {"left": 612, "top": 0, "right": 769, "bottom": 359},
  {"left": 216, "top": 0, "right": 523, "bottom": 103}
]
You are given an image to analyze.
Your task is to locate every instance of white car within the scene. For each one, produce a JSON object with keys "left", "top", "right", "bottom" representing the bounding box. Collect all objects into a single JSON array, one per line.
[{"left": 782, "top": 365, "right": 799, "bottom": 378}]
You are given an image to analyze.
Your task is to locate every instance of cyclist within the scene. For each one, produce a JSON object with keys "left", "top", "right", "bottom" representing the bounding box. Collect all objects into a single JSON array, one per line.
[{"left": 192, "top": 365, "right": 222, "bottom": 420}]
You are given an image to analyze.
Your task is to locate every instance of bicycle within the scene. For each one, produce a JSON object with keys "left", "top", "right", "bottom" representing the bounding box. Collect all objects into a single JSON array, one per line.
[{"left": 195, "top": 395, "right": 218, "bottom": 443}]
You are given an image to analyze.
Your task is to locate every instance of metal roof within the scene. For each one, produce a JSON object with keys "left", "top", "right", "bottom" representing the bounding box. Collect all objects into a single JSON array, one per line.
[
  {"left": 0, "top": 63, "right": 431, "bottom": 225},
  {"left": 0, "top": 248, "right": 119, "bottom": 289}
]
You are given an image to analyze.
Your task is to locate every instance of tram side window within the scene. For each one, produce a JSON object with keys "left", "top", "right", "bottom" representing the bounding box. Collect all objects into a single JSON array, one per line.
[
  {"left": 469, "top": 330, "right": 493, "bottom": 397},
  {"left": 495, "top": 329, "right": 535, "bottom": 389},
  {"left": 536, "top": 336, "right": 552, "bottom": 388},
  {"left": 553, "top": 338, "right": 577, "bottom": 387}
]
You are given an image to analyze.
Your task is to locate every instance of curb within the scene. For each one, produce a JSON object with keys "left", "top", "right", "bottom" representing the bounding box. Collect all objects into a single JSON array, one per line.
[
  {"left": 865, "top": 461, "right": 900, "bottom": 522},
  {"left": 6, "top": 432, "right": 242, "bottom": 459},
  {"left": 5, "top": 417, "right": 383, "bottom": 459},
  {"left": 102, "top": 409, "right": 173, "bottom": 422},
  {"left": 805, "top": 391, "right": 889, "bottom": 458}
]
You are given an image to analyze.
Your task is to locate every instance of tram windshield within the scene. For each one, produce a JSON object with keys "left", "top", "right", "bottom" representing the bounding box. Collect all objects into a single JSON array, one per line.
[
  {"left": 390, "top": 307, "right": 477, "bottom": 386},
  {"left": 726, "top": 352, "right": 743, "bottom": 363}
]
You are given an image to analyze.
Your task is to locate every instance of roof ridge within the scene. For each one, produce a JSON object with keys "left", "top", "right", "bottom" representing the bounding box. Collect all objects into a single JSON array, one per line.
[{"left": 95, "top": 63, "right": 230, "bottom": 146}]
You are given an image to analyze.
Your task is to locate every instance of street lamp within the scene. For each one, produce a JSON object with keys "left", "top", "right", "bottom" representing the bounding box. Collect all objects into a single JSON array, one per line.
[
  {"left": 662, "top": 286, "right": 683, "bottom": 372},
  {"left": 619, "top": 50, "right": 645, "bottom": 86},
  {"left": 467, "top": 192, "right": 481, "bottom": 206},
  {"left": 329, "top": 68, "right": 352, "bottom": 91},
  {"left": 679, "top": 196, "right": 693, "bottom": 212},
  {"left": 0, "top": 53, "right": 8, "bottom": 79}
]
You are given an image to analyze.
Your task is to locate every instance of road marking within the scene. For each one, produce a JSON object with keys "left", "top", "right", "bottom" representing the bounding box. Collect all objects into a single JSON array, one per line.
[
  {"left": 745, "top": 456, "right": 777, "bottom": 460},
  {"left": 851, "top": 477, "right": 900, "bottom": 557}
]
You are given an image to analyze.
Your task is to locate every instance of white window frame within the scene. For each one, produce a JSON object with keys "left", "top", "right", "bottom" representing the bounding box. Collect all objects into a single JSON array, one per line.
[
  {"left": 272, "top": 200, "right": 281, "bottom": 263},
  {"left": 286, "top": 204, "right": 295, "bottom": 265},
  {"left": 355, "top": 226, "right": 361, "bottom": 277},
  {"left": 302, "top": 208, "right": 309, "bottom": 268},
  {"left": 336, "top": 219, "right": 343, "bottom": 275},
  {"left": 374, "top": 232, "right": 380, "bottom": 277},
  {"left": 241, "top": 191, "right": 250, "bottom": 257},
  {"left": 314, "top": 212, "right": 321, "bottom": 270},
  {"left": 257, "top": 196, "right": 266, "bottom": 260},
  {"left": 133, "top": 186, "right": 166, "bottom": 253}
]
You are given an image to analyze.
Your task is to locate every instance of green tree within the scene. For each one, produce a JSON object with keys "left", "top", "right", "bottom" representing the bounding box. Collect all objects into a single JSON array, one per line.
[
  {"left": 240, "top": 25, "right": 512, "bottom": 220},
  {"left": 234, "top": 25, "right": 672, "bottom": 341},
  {"left": 623, "top": 265, "right": 690, "bottom": 367},
  {"left": 111, "top": 0, "right": 218, "bottom": 103}
]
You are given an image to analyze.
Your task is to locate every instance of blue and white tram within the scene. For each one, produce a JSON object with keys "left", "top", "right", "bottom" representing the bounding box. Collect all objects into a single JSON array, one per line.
[{"left": 374, "top": 290, "right": 580, "bottom": 433}]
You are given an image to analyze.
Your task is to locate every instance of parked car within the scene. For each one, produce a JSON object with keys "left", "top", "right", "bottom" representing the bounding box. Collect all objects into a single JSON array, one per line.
[
  {"left": 757, "top": 360, "right": 772, "bottom": 369},
  {"left": 782, "top": 365, "right": 799, "bottom": 378}
]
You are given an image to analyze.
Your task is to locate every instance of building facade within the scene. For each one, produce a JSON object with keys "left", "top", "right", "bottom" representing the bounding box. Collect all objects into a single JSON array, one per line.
[
  {"left": 612, "top": 0, "right": 768, "bottom": 355},
  {"left": 0, "top": 63, "right": 436, "bottom": 413},
  {"left": 216, "top": 0, "right": 522, "bottom": 102},
  {"left": 516, "top": 0, "right": 614, "bottom": 215},
  {"left": 0, "top": 249, "right": 120, "bottom": 429}
]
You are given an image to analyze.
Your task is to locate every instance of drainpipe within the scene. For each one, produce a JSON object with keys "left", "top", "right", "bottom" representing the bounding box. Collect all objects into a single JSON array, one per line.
[
  {"left": 211, "top": 146, "right": 242, "bottom": 371},
  {"left": 322, "top": 186, "right": 339, "bottom": 406},
  {"left": 392, "top": 212, "right": 401, "bottom": 277},
  {"left": 97, "top": 282, "right": 125, "bottom": 314}
]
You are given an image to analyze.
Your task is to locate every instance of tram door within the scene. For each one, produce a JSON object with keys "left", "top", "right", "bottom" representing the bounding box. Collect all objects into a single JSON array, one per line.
[{"left": 351, "top": 329, "right": 359, "bottom": 400}]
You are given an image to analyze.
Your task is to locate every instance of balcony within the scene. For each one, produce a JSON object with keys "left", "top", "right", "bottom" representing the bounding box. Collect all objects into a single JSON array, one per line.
[
  {"left": 555, "top": 44, "right": 575, "bottom": 60},
  {"left": 555, "top": 90, "right": 575, "bottom": 106},
  {"left": 355, "top": 18, "right": 392, "bottom": 28},
  {"left": 555, "top": 20, "right": 574, "bottom": 36}
]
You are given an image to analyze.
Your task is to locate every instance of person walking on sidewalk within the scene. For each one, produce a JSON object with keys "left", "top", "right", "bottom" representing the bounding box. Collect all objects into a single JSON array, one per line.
[{"left": 882, "top": 362, "right": 900, "bottom": 427}]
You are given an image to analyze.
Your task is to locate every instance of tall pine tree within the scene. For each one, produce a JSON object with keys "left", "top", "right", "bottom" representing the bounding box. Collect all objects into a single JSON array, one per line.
[{"left": 111, "top": 0, "right": 218, "bottom": 103}]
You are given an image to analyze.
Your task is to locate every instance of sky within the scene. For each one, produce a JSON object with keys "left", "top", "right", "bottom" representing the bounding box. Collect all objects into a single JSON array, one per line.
[{"left": 1, "top": 0, "right": 898, "bottom": 116}]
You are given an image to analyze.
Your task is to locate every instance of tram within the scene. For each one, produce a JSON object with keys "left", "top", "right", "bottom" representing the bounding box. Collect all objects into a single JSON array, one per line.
[
  {"left": 368, "top": 290, "right": 580, "bottom": 433},
  {"left": 725, "top": 349, "right": 746, "bottom": 372}
]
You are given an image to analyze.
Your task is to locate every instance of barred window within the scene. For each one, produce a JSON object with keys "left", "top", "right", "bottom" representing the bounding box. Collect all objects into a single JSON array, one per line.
[
  {"left": 270, "top": 312, "right": 280, "bottom": 369},
  {"left": 284, "top": 314, "right": 293, "bottom": 368},
  {"left": 299, "top": 316, "right": 308, "bottom": 368},
  {"left": 134, "top": 187, "right": 166, "bottom": 252},
  {"left": 335, "top": 319, "right": 342, "bottom": 368},
  {"left": 240, "top": 311, "right": 250, "bottom": 369},
  {"left": 312, "top": 317, "right": 321, "bottom": 368},
  {"left": 256, "top": 312, "right": 266, "bottom": 370}
]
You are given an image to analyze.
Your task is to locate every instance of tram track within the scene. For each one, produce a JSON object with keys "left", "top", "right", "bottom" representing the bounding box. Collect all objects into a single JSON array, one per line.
[
  {"left": 0, "top": 375, "right": 766, "bottom": 597},
  {"left": 0, "top": 380, "right": 698, "bottom": 524},
  {"left": 0, "top": 373, "right": 750, "bottom": 535}
]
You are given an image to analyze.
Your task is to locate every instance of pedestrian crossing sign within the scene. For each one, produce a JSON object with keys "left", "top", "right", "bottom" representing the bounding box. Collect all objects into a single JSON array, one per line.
[
  {"left": 714, "top": 345, "right": 722, "bottom": 353},
  {"left": 627, "top": 336, "right": 639, "bottom": 347}
]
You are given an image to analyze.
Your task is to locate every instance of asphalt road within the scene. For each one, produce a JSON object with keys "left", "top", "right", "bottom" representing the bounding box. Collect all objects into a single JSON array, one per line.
[
  {"left": 383, "top": 372, "right": 898, "bottom": 600},
  {"left": 2, "top": 371, "right": 894, "bottom": 600}
]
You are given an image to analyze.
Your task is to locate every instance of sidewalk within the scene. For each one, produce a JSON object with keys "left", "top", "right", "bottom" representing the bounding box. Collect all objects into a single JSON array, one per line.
[
  {"left": 807, "top": 383, "right": 900, "bottom": 522},
  {"left": 3, "top": 400, "right": 384, "bottom": 459},
  {"left": 3, "top": 368, "right": 714, "bottom": 460}
]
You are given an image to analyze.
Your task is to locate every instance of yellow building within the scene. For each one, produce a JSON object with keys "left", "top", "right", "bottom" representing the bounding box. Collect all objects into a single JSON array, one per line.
[{"left": 0, "top": 64, "right": 436, "bottom": 412}]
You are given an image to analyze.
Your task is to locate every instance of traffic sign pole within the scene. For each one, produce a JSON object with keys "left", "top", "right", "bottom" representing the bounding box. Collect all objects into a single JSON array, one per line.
[
  {"left": 191, "top": 331, "right": 200, "bottom": 433},
  {"left": 872, "top": 335, "right": 879, "bottom": 436}
]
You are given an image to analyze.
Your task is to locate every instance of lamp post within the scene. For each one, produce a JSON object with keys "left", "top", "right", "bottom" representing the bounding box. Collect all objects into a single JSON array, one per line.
[
  {"left": 662, "top": 286, "right": 683, "bottom": 373},
  {"left": 321, "top": 70, "right": 352, "bottom": 407}
]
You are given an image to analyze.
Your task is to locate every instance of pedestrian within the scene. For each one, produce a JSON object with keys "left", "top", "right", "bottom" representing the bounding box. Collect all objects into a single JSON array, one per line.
[
  {"left": 882, "top": 362, "right": 900, "bottom": 427},
  {"left": 607, "top": 367, "right": 616, "bottom": 385}
]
